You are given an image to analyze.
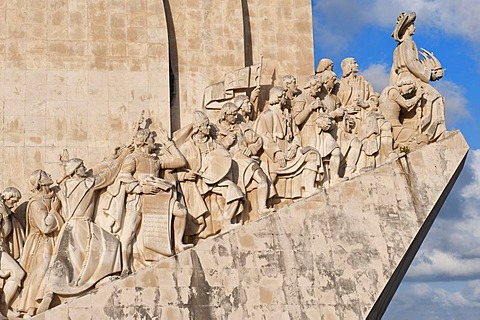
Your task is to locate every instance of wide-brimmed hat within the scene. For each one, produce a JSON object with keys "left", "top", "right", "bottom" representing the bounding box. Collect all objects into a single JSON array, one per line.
[{"left": 392, "top": 12, "right": 416, "bottom": 42}]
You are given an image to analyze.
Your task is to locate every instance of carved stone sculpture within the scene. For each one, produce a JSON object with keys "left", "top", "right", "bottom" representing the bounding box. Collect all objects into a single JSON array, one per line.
[
  {"left": 216, "top": 102, "right": 274, "bottom": 218},
  {"left": 390, "top": 11, "right": 446, "bottom": 143},
  {"left": 0, "top": 188, "right": 25, "bottom": 318},
  {"left": 282, "top": 75, "right": 302, "bottom": 110},
  {"left": 37, "top": 150, "right": 130, "bottom": 312},
  {"left": 337, "top": 57, "right": 377, "bottom": 135},
  {"left": 3, "top": 6, "right": 461, "bottom": 319},
  {"left": 338, "top": 58, "right": 395, "bottom": 170},
  {"left": 14, "top": 171, "right": 64, "bottom": 317},
  {"left": 379, "top": 76, "right": 427, "bottom": 149},
  {"left": 255, "top": 87, "right": 321, "bottom": 198},
  {"left": 175, "top": 111, "right": 244, "bottom": 239},
  {"left": 313, "top": 72, "right": 349, "bottom": 182},
  {"left": 233, "top": 93, "right": 256, "bottom": 127},
  {"left": 316, "top": 58, "right": 334, "bottom": 74},
  {"left": 0, "top": 188, "right": 24, "bottom": 262},
  {"left": 109, "top": 126, "right": 190, "bottom": 276}
]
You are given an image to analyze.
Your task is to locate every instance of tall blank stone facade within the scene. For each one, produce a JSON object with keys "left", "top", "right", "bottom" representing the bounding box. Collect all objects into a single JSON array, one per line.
[{"left": 0, "top": 0, "right": 172, "bottom": 192}]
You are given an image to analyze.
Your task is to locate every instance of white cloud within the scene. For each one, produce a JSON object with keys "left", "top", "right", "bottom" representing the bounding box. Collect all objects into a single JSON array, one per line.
[
  {"left": 313, "top": 0, "right": 480, "bottom": 54},
  {"left": 408, "top": 249, "right": 480, "bottom": 279},
  {"left": 369, "top": 0, "right": 480, "bottom": 43},
  {"left": 384, "top": 281, "right": 480, "bottom": 319},
  {"left": 359, "top": 63, "right": 390, "bottom": 93},
  {"left": 461, "top": 280, "right": 480, "bottom": 303}
]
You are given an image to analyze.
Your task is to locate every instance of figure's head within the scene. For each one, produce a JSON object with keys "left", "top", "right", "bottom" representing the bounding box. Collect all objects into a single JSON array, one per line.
[
  {"left": 282, "top": 75, "right": 298, "bottom": 94},
  {"left": 392, "top": 12, "right": 416, "bottom": 42},
  {"left": 233, "top": 95, "right": 252, "bottom": 115},
  {"left": 303, "top": 75, "right": 320, "bottom": 94},
  {"left": 192, "top": 110, "right": 211, "bottom": 136},
  {"left": 316, "top": 58, "right": 334, "bottom": 74},
  {"left": 64, "top": 158, "right": 86, "bottom": 178},
  {"left": 30, "top": 169, "right": 53, "bottom": 191},
  {"left": 269, "top": 86, "right": 285, "bottom": 106},
  {"left": 397, "top": 77, "right": 416, "bottom": 95},
  {"left": 1, "top": 187, "right": 21, "bottom": 209},
  {"left": 341, "top": 57, "right": 358, "bottom": 77},
  {"left": 318, "top": 70, "right": 337, "bottom": 92},
  {"left": 316, "top": 116, "right": 333, "bottom": 132},
  {"left": 219, "top": 102, "right": 239, "bottom": 125},
  {"left": 133, "top": 128, "right": 155, "bottom": 152}
]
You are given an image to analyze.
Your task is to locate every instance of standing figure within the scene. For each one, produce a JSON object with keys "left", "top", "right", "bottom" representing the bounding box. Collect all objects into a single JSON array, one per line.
[
  {"left": 337, "top": 58, "right": 394, "bottom": 170},
  {"left": 217, "top": 102, "right": 274, "bottom": 218},
  {"left": 316, "top": 69, "right": 352, "bottom": 182},
  {"left": 305, "top": 72, "right": 347, "bottom": 182},
  {"left": 292, "top": 75, "right": 322, "bottom": 146},
  {"left": 38, "top": 148, "right": 131, "bottom": 312},
  {"left": 109, "top": 127, "right": 190, "bottom": 276},
  {"left": 176, "top": 111, "right": 244, "bottom": 239},
  {"left": 256, "top": 87, "right": 321, "bottom": 198},
  {"left": 0, "top": 188, "right": 25, "bottom": 318},
  {"left": 336, "top": 57, "right": 377, "bottom": 138},
  {"left": 390, "top": 11, "right": 446, "bottom": 142},
  {"left": 15, "top": 170, "right": 64, "bottom": 317}
]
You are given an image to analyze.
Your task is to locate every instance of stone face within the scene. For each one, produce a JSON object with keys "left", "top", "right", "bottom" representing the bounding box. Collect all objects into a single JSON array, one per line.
[{"left": 35, "top": 131, "right": 468, "bottom": 319}]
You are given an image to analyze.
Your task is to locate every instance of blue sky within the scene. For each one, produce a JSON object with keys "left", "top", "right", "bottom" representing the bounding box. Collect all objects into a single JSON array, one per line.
[{"left": 312, "top": 1, "right": 480, "bottom": 318}]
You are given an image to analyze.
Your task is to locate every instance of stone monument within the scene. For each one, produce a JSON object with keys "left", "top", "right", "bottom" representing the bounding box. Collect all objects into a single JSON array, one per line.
[{"left": 0, "top": 3, "right": 467, "bottom": 320}]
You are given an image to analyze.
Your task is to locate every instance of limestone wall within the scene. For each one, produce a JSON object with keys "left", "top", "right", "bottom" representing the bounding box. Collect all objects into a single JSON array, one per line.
[
  {"left": 0, "top": 0, "right": 314, "bottom": 198},
  {"left": 0, "top": 0, "right": 170, "bottom": 193},
  {"left": 33, "top": 131, "right": 468, "bottom": 320},
  {"left": 166, "top": 0, "right": 314, "bottom": 129}
]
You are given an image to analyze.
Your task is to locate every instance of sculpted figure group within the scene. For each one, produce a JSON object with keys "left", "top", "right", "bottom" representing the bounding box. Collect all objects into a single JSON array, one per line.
[{"left": 0, "top": 11, "right": 447, "bottom": 318}]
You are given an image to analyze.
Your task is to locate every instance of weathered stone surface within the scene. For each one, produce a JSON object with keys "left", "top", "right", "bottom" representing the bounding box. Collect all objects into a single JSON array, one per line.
[
  {"left": 0, "top": 0, "right": 170, "bottom": 193},
  {"left": 34, "top": 131, "right": 468, "bottom": 319},
  {"left": 166, "top": 0, "right": 314, "bottom": 129}
]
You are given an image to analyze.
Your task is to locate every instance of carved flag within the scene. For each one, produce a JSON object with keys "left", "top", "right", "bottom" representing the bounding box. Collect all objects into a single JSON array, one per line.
[{"left": 203, "top": 63, "right": 262, "bottom": 108}]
